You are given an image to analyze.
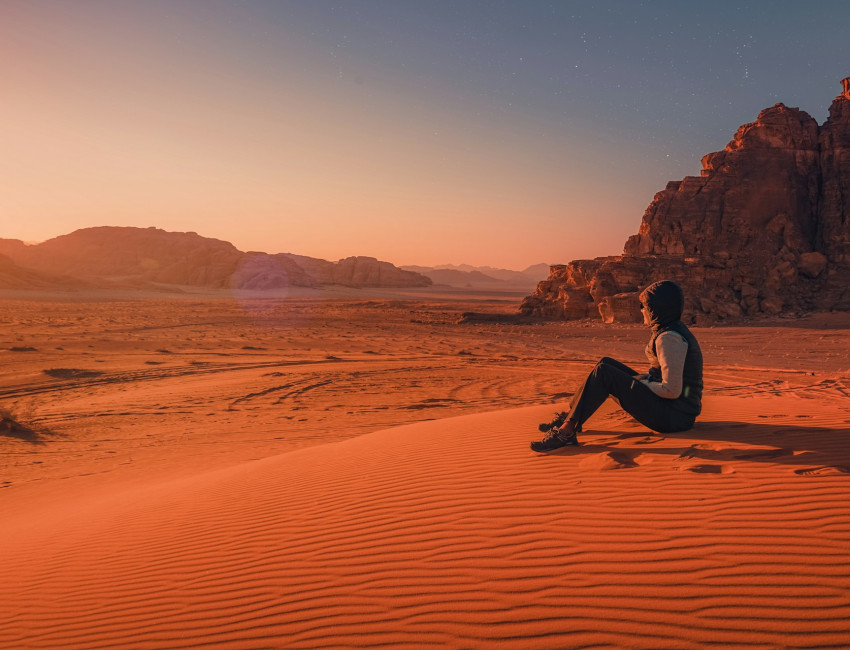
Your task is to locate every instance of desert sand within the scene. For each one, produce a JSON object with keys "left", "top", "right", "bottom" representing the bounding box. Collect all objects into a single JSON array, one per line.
[{"left": 2, "top": 291, "right": 850, "bottom": 648}]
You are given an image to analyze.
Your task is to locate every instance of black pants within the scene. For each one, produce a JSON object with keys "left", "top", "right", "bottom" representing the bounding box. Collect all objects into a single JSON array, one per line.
[{"left": 569, "top": 357, "right": 695, "bottom": 434}]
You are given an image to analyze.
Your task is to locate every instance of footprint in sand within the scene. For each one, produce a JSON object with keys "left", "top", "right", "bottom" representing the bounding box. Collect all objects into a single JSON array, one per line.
[
  {"left": 677, "top": 443, "right": 727, "bottom": 460},
  {"left": 634, "top": 435, "right": 665, "bottom": 445},
  {"left": 685, "top": 464, "right": 735, "bottom": 475},
  {"left": 579, "top": 451, "right": 640, "bottom": 471},
  {"left": 794, "top": 466, "right": 850, "bottom": 477}
]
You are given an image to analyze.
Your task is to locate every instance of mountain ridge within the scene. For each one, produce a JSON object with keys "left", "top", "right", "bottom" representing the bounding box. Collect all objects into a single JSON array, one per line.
[
  {"left": 400, "top": 263, "right": 547, "bottom": 289},
  {"left": 0, "top": 226, "right": 431, "bottom": 291}
]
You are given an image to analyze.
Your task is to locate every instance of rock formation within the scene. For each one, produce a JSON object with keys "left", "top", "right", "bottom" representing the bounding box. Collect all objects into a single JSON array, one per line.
[
  {"left": 230, "top": 253, "right": 317, "bottom": 290},
  {"left": 0, "top": 227, "right": 248, "bottom": 288},
  {"left": 280, "top": 254, "right": 431, "bottom": 288},
  {"left": 521, "top": 79, "right": 850, "bottom": 323},
  {"left": 0, "top": 227, "right": 431, "bottom": 291}
]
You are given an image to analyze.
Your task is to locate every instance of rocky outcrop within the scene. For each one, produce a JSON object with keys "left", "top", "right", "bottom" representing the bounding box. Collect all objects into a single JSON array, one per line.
[
  {"left": 230, "top": 253, "right": 317, "bottom": 290},
  {"left": 0, "top": 227, "right": 431, "bottom": 291},
  {"left": 522, "top": 79, "right": 850, "bottom": 323}
]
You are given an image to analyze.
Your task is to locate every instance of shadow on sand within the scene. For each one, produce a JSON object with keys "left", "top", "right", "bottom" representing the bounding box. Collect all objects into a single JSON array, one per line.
[{"left": 545, "top": 420, "right": 850, "bottom": 475}]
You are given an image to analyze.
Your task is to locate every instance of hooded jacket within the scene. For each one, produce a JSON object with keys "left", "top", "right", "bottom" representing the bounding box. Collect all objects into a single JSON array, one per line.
[{"left": 640, "top": 281, "right": 703, "bottom": 417}]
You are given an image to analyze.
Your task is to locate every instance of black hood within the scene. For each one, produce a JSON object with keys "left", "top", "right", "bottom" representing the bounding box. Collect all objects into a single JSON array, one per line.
[{"left": 640, "top": 280, "right": 684, "bottom": 330}]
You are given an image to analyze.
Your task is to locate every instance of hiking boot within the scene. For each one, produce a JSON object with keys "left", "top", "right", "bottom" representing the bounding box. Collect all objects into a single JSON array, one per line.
[
  {"left": 538, "top": 410, "right": 569, "bottom": 433},
  {"left": 530, "top": 425, "right": 579, "bottom": 452}
]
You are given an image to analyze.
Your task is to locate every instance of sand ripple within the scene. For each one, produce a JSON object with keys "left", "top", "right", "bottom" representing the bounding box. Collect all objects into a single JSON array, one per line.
[{"left": 3, "top": 396, "right": 850, "bottom": 648}]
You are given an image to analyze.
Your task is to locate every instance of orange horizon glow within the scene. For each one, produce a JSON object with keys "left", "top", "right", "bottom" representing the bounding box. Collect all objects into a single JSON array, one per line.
[
  {"left": 4, "top": 2, "right": 841, "bottom": 269},
  {"left": 0, "top": 2, "right": 657, "bottom": 269}
]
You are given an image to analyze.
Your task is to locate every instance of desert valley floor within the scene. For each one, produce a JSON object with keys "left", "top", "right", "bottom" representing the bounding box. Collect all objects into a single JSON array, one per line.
[{"left": 2, "top": 290, "right": 850, "bottom": 648}]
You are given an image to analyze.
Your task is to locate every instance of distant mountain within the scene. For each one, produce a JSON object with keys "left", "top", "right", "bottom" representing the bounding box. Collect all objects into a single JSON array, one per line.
[
  {"left": 402, "top": 263, "right": 549, "bottom": 289},
  {"left": 280, "top": 254, "right": 431, "bottom": 288},
  {"left": 401, "top": 266, "right": 504, "bottom": 287},
  {"left": 0, "top": 227, "right": 247, "bottom": 288},
  {"left": 521, "top": 263, "right": 551, "bottom": 280},
  {"left": 0, "top": 227, "right": 431, "bottom": 291}
]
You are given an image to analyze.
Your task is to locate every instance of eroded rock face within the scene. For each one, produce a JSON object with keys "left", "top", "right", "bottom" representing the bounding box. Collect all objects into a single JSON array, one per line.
[
  {"left": 819, "top": 84, "right": 850, "bottom": 268},
  {"left": 522, "top": 79, "right": 850, "bottom": 323},
  {"left": 598, "top": 293, "right": 643, "bottom": 324}
]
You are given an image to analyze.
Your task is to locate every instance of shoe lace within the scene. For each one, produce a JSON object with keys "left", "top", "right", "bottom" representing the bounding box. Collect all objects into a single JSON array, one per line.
[{"left": 540, "top": 428, "right": 563, "bottom": 443}]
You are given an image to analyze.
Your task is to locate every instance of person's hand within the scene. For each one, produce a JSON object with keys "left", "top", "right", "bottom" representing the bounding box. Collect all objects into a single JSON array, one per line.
[{"left": 634, "top": 373, "right": 648, "bottom": 381}]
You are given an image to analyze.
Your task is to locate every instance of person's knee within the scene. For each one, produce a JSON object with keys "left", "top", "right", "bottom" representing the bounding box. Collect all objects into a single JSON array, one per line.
[
  {"left": 590, "top": 358, "right": 607, "bottom": 376},
  {"left": 592, "top": 358, "right": 618, "bottom": 383}
]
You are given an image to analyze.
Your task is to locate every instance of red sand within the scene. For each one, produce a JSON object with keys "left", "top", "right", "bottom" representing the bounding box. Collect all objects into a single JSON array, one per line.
[{"left": 2, "top": 296, "right": 850, "bottom": 647}]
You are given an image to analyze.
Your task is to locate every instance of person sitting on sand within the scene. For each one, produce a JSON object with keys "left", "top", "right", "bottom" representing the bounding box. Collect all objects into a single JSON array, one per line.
[{"left": 531, "top": 279, "right": 703, "bottom": 452}]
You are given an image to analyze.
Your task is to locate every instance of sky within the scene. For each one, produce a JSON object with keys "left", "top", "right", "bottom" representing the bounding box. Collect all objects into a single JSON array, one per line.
[{"left": 1, "top": 1, "right": 849, "bottom": 269}]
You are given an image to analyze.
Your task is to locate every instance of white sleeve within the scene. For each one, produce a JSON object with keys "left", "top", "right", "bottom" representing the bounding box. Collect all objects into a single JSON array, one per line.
[{"left": 639, "top": 332, "right": 688, "bottom": 399}]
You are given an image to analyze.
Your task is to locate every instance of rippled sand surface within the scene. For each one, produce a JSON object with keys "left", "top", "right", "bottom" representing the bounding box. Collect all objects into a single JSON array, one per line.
[{"left": 2, "top": 294, "right": 849, "bottom": 647}]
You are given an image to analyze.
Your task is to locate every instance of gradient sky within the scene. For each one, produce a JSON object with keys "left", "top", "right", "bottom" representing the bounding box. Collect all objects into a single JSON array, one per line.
[{"left": 2, "top": 1, "right": 849, "bottom": 269}]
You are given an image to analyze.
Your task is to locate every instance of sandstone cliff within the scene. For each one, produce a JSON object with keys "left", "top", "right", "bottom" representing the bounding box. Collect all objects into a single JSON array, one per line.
[
  {"left": 0, "top": 227, "right": 431, "bottom": 291},
  {"left": 521, "top": 78, "right": 850, "bottom": 323}
]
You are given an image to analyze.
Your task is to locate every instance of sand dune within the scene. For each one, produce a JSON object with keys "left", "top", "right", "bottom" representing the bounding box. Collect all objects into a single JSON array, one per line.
[
  {"left": 4, "top": 395, "right": 850, "bottom": 648},
  {"left": 3, "top": 298, "right": 850, "bottom": 647}
]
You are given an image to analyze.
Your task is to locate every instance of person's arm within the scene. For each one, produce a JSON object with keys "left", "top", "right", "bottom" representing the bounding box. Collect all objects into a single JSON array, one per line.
[{"left": 639, "top": 332, "right": 688, "bottom": 399}]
